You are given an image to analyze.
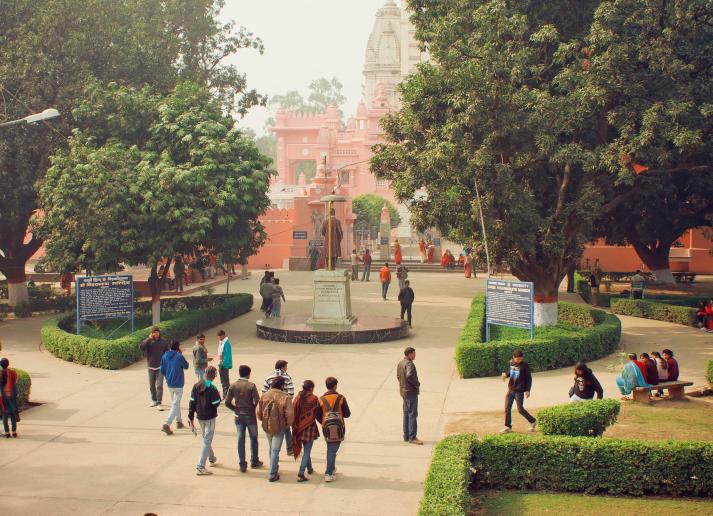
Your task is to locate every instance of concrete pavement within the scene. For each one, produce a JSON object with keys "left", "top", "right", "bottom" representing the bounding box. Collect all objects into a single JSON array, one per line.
[{"left": 0, "top": 270, "right": 711, "bottom": 515}]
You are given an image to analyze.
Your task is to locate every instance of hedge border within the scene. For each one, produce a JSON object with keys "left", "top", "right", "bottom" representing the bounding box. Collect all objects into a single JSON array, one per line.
[
  {"left": 418, "top": 434, "right": 479, "bottom": 516},
  {"left": 610, "top": 298, "right": 697, "bottom": 327},
  {"left": 455, "top": 297, "right": 621, "bottom": 378},
  {"left": 41, "top": 293, "right": 253, "bottom": 369},
  {"left": 537, "top": 399, "right": 621, "bottom": 437},
  {"left": 16, "top": 368, "right": 31, "bottom": 410},
  {"left": 707, "top": 360, "right": 713, "bottom": 387}
]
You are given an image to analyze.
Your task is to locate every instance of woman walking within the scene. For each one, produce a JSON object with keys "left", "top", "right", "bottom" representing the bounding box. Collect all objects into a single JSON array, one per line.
[
  {"left": 292, "top": 380, "right": 320, "bottom": 482},
  {"left": 1, "top": 358, "right": 19, "bottom": 438}
]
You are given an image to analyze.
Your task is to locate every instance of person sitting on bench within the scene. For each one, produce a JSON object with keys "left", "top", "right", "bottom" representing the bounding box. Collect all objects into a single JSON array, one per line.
[
  {"left": 630, "top": 270, "right": 645, "bottom": 299},
  {"left": 616, "top": 353, "right": 651, "bottom": 401},
  {"left": 662, "top": 349, "right": 679, "bottom": 382}
]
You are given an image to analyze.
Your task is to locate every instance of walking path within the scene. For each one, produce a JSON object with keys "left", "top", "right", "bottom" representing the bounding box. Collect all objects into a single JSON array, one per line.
[{"left": 0, "top": 271, "right": 711, "bottom": 515}]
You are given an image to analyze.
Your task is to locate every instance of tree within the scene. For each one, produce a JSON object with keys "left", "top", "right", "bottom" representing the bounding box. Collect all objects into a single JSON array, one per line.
[
  {"left": 269, "top": 76, "right": 346, "bottom": 114},
  {"left": 37, "top": 82, "right": 272, "bottom": 323},
  {"left": 372, "top": 0, "right": 602, "bottom": 325},
  {"left": 0, "top": 0, "right": 264, "bottom": 306},
  {"left": 352, "top": 194, "right": 402, "bottom": 238}
]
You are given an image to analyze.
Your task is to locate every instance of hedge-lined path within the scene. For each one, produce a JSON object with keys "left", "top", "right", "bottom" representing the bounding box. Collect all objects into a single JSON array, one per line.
[{"left": 1, "top": 272, "right": 712, "bottom": 515}]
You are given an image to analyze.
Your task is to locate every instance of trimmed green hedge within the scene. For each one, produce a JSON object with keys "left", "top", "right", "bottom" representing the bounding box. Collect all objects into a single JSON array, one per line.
[
  {"left": 473, "top": 434, "right": 713, "bottom": 497},
  {"left": 610, "top": 298, "right": 697, "bottom": 326},
  {"left": 707, "top": 360, "right": 713, "bottom": 387},
  {"left": 537, "top": 399, "right": 620, "bottom": 437},
  {"left": 455, "top": 297, "right": 621, "bottom": 378},
  {"left": 419, "top": 434, "right": 479, "bottom": 516},
  {"left": 42, "top": 293, "right": 253, "bottom": 369},
  {"left": 16, "top": 368, "right": 31, "bottom": 410}
]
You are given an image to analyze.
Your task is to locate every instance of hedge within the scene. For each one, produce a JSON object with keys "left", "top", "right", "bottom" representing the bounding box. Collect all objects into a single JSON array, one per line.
[
  {"left": 41, "top": 293, "right": 253, "bottom": 369},
  {"left": 473, "top": 434, "right": 713, "bottom": 497},
  {"left": 16, "top": 368, "right": 31, "bottom": 410},
  {"left": 537, "top": 399, "right": 620, "bottom": 437},
  {"left": 455, "top": 297, "right": 621, "bottom": 378},
  {"left": 610, "top": 298, "right": 697, "bottom": 327},
  {"left": 419, "top": 434, "right": 479, "bottom": 516},
  {"left": 707, "top": 360, "right": 713, "bottom": 388}
]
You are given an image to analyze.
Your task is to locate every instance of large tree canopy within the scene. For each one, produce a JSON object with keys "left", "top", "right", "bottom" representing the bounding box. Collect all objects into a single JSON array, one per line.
[
  {"left": 352, "top": 194, "right": 402, "bottom": 237},
  {"left": 0, "top": 0, "right": 264, "bottom": 305},
  {"left": 37, "top": 82, "right": 272, "bottom": 322}
]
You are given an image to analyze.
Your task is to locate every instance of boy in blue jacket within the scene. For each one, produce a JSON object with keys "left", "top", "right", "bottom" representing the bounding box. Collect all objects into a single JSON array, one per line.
[{"left": 160, "top": 340, "right": 189, "bottom": 435}]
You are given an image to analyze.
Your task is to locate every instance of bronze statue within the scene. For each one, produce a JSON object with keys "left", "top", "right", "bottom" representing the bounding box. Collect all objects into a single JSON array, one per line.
[{"left": 320, "top": 207, "right": 343, "bottom": 270}]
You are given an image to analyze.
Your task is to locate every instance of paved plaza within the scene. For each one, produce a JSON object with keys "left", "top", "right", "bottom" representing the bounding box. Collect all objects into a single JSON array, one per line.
[{"left": 1, "top": 270, "right": 712, "bottom": 515}]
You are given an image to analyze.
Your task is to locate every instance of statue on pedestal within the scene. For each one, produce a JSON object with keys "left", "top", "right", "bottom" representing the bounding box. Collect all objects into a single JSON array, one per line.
[{"left": 321, "top": 207, "right": 343, "bottom": 271}]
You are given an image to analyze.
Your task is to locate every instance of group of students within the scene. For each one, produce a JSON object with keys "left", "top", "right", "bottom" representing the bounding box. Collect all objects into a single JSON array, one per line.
[
  {"left": 696, "top": 298, "right": 713, "bottom": 332},
  {"left": 616, "top": 349, "right": 680, "bottom": 399},
  {"left": 258, "top": 271, "right": 286, "bottom": 318}
]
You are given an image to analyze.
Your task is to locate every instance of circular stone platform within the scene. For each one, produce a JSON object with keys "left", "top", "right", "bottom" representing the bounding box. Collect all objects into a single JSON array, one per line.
[{"left": 256, "top": 314, "right": 409, "bottom": 344}]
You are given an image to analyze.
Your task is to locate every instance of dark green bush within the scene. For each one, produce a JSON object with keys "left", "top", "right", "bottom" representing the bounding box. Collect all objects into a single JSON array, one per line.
[
  {"left": 16, "top": 368, "right": 31, "bottom": 410},
  {"left": 473, "top": 434, "right": 713, "bottom": 497},
  {"left": 42, "top": 293, "right": 253, "bottom": 369},
  {"left": 537, "top": 399, "right": 620, "bottom": 437},
  {"left": 419, "top": 434, "right": 479, "bottom": 516},
  {"left": 707, "top": 360, "right": 713, "bottom": 387},
  {"left": 575, "top": 271, "right": 592, "bottom": 304},
  {"left": 13, "top": 302, "right": 33, "bottom": 318},
  {"left": 611, "top": 298, "right": 697, "bottom": 326},
  {"left": 455, "top": 297, "right": 621, "bottom": 378}
]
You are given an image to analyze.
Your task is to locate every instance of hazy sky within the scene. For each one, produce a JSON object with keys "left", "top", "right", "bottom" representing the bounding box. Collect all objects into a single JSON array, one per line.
[{"left": 221, "top": 0, "right": 395, "bottom": 135}]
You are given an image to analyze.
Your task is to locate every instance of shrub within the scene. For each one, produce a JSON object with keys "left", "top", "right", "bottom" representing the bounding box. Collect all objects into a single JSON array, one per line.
[
  {"left": 707, "top": 360, "right": 713, "bottom": 388},
  {"left": 13, "top": 302, "right": 33, "bottom": 318},
  {"left": 537, "top": 399, "right": 620, "bottom": 437},
  {"left": 610, "top": 298, "right": 697, "bottom": 326},
  {"left": 473, "top": 434, "right": 713, "bottom": 497},
  {"left": 455, "top": 297, "right": 621, "bottom": 378},
  {"left": 42, "top": 293, "right": 253, "bottom": 369},
  {"left": 15, "top": 368, "right": 31, "bottom": 410},
  {"left": 575, "top": 271, "right": 592, "bottom": 304},
  {"left": 419, "top": 434, "right": 479, "bottom": 516}
]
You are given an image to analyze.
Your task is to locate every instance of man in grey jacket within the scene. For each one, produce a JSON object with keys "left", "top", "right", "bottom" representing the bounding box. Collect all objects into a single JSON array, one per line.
[
  {"left": 139, "top": 326, "right": 169, "bottom": 409},
  {"left": 192, "top": 334, "right": 211, "bottom": 381},
  {"left": 396, "top": 346, "right": 422, "bottom": 445}
]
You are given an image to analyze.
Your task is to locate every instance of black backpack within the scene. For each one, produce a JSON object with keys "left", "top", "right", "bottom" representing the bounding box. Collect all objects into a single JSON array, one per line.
[{"left": 320, "top": 395, "right": 345, "bottom": 443}]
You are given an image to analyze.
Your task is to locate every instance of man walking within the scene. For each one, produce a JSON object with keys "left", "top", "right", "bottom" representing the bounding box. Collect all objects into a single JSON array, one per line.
[
  {"left": 192, "top": 334, "right": 211, "bottom": 381},
  {"left": 259, "top": 272, "right": 274, "bottom": 314},
  {"left": 396, "top": 347, "right": 422, "bottom": 445},
  {"left": 217, "top": 330, "right": 232, "bottom": 398},
  {"left": 225, "top": 365, "right": 263, "bottom": 472},
  {"left": 315, "top": 377, "right": 351, "bottom": 483},
  {"left": 262, "top": 360, "right": 295, "bottom": 455},
  {"left": 380, "top": 262, "right": 391, "bottom": 300},
  {"left": 350, "top": 249, "right": 359, "bottom": 280},
  {"left": 361, "top": 249, "right": 372, "bottom": 281},
  {"left": 139, "top": 326, "right": 169, "bottom": 409},
  {"left": 188, "top": 366, "right": 222, "bottom": 475},
  {"left": 500, "top": 350, "right": 536, "bottom": 433},
  {"left": 270, "top": 278, "right": 286, "bottom": 318},
  {"left": 160, "top": 340, "right": 189, "bottom": 435},
  {"left": 257, "top": 376, "right": 294, "bottom": 482},
  {"left": 398, "top": 280, "right": 415, "bottom": 327}
]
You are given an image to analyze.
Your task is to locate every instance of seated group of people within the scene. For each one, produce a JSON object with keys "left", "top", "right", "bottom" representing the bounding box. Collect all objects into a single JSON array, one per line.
[
  {"left": 616, "top": 349, "right": 679, "bottom": 399},
  {"left": 696, "top": 298, "right": 713, "bottom": 331}
]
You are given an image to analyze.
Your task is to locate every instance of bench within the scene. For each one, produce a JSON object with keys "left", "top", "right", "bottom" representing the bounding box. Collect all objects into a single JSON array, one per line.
[
  {"left": 633, "top": 380, "right": 693, "bottom": 403},
  {"left": 673, "top": 272, "right": 696, "bottom": 283}
]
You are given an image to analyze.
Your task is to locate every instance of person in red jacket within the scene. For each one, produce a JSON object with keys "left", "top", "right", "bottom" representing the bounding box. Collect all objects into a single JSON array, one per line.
[
  {"left": 634, "top": 356, "right": 649, "bottom": 383},
  {"left": 662, "top": 349, "right": 679, "bottom": 381}
]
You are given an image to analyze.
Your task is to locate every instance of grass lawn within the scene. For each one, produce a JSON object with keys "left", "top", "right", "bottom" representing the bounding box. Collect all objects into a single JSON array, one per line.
[
  {"left": 472, "top": 491, "right": 713, "bottom": 515},
  {"left": 490, "top": 322, "right": 580, "bottom": 340},
  {"left": 74, "top": 314, "right": 177, "bottom": 339}
]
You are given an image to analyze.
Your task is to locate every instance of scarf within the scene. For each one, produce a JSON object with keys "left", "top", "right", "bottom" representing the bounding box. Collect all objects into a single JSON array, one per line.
[{"left": 292, "top": 392, "right": 318, "bottom": 460}]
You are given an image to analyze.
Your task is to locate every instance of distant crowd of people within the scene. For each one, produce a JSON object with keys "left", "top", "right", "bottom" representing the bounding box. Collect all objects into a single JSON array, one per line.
[
  {"left": 696, "top": 298, "right": 713, "bottom": 332},
  {"left": 139, "top": 327, "right": 423, "bottom": 481},
  {"left": 157, "top": 252, "right": 239, "bottom": 293}
]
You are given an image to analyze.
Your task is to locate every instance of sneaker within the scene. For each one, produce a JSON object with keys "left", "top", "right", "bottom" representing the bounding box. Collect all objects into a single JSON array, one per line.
[
  {"left": 286, "top": 449, "right": 294, "bottom": 456},
  {"left": 251, "top": 460, "right": 264, "bottom": 469},
  {"left": 177, "top": 421, "right": 186, "bottom": 429},
  {"left": 4, "top": 433, "right": 9, "bottom": 439},
  {"left": 161, "top": 424, "right": 173, "bottom": 435},
  {"left": 499, "top": 427, "right": 512, "bottom": 434},
  {"left": 325, "top": 474, "right": 336, "bottom": 483},
  {"left": 209, "top": 458, "right": 218, "bottom": 467},
  {"left": 240, "top": 465, "right": 247, "bottom": 473},
  {"left": 196, "top": 468, "right": 213, "bottom": 476},
  {"left": 269, "top": 474, "right": 280, "bottom": 482},
  {"left": 307, "top": 467, "right": 314, "bottom": 475},
  {"left": 297, "top": 474, "right": 309, "bottom": 482},
  {"left": 409, "top": 438, "right": 424, "bottom": 445},
  {"left": 12, "top": 432, "right": 18, "bottom": 438},
  {"left": 529, "top": 421, "right": 537, "bottom": 433},
  {"left": 157, "top": 404, "right": 165, "bottom": 411},
  {"left": 149, "top": 401, "right": 158, "bottom": 407}
]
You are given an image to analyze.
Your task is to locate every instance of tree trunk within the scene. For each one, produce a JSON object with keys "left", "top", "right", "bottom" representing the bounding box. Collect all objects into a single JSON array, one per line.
[
  {"left": 2, "top": 259, "right": 29, "bottom": 307},
  {"left": 512, "top": 261, "right": 565, "bottom": 327},
  {"left": 630, "top": 239, "right": 675, "bottom": 284}
]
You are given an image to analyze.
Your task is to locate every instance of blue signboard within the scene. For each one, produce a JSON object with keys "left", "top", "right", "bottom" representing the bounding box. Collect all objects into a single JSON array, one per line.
[
  {"left": 76, "top": 275, "right": 134, "bottom": 335},
  {"left": 380, "top": 236, "right": 388, "bottom": 245},
  {"left": 485, "top": 279, "right": 534, "bottom": 341},
  {"left": 433, "top": 238, "right": 441, "bottom": 246},
  {"left": 293, "top": 230, "right": 308, "bottom": 240}
]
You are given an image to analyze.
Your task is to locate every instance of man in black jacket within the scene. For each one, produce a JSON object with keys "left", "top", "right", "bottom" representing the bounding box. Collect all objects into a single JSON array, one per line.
[
  {"left": 398, "top": 280, "right": 415, "bottom": 327},
  {"left": 500, "top": 350, "right": 536, "bottom": 433},
  {"left": 139, "top": 326, "right": 169, "bottom": 409},
  {"left": 396, "top": 347, "right": 421, "bottom": 445},
  {"left": 188, "top": 366, "right": 222, "bottom": 475}
]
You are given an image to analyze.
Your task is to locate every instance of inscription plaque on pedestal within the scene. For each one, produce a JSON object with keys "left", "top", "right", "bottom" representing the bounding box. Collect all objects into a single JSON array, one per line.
[{"left": 308, "top": 269, "right": 356, "bottom": 326}]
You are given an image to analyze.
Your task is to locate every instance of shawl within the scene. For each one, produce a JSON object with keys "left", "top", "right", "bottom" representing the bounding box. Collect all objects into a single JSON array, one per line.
[{"left": 292, "top": 392, "right": 319, "bottom": 460}]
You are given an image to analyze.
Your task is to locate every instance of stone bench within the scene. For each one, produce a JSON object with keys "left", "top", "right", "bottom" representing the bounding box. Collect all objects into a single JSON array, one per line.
[{"left": 633, "top": 380, "right": 693, "bottom": 403}]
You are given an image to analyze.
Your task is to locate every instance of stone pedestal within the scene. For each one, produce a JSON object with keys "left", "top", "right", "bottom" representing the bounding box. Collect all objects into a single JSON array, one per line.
[{"left": 307, "top": 269, "right": 357, "bottom": 326}]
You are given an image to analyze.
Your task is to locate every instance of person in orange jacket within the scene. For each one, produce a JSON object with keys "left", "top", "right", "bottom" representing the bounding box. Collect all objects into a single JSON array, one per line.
[{"left": 380, "top": 262, "right": 392, "bottom": 300}]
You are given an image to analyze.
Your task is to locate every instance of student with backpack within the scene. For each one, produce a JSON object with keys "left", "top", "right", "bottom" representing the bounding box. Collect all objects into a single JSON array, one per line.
[
  {"left": 257, "top": 376, "right": 294, "bottom": 482},
  {"left": 188, "top": 366, "right": 222, "bottom": 475},
  {"left": 315, "top": 377, "right": 351, "bottom": 483}
]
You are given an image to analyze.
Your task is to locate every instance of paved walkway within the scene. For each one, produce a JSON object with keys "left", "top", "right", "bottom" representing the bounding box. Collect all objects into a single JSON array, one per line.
[{"left": 0, "top": 271, "right": 711, "bottom": 515}]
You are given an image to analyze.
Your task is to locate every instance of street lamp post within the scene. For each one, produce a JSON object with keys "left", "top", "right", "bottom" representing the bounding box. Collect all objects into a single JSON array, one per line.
[{"left": 0, "top": 108, "right": 60, "bottom": 128}]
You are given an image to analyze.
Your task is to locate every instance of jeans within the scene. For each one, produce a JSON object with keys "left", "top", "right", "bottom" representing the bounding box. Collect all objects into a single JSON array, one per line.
[
  {"left": 271, "top": 303, "right": 281, "bottom": 318},
  {"left": 219, "top": 367, "right": 230, "bottom": 398},
  {"left": 504, "top": 390, "right": 535, "bottom": 428},
  {"left": 351, "top": 265, "right": 359, "bottom": 280},
  {"left": 403, "top": 393, "right": 418, "bottom": 441},
  {"left": 299, "top": 440, "right": 314, "bottom": 475},
  {"left": 381, "top": 282, "right": 390, "bottom": 299},
  {"left": 362, "top": 263, "right": 371, "bottom": 281},
  {"left": 175, "top": 275, "right": 183, "bottom": 292},
  {"left": 398, "top": 278, "right": 405, "bottom": 291},
  {"left": 400, "top": 303, "right": 412, "bottom": 326},
  {"left": 148, "top": 368, "right": 164, "bottom": 404},
  {"left": 235, "top": 416, "right": 259, "bottom": 467},
  {"left": 284, "top": 426, "right": 292, "bottom": 452},
  {"left": 165, "top": 387, "right": 183, "bottom": 425},
  {"left": 196, "top": 418, "right": 216, "bottom": 469},
  {"left": 195, "top": 368, "right": 205, "bottom": 381},
  {"left": 2, "top": 411, "right": 17, "bottom": 433},
  {"left": 266, "top": 432, "right": 285, "bottom": 478},
  {"left": 326, "top": 441, "right": 341, "bottom": 475}
]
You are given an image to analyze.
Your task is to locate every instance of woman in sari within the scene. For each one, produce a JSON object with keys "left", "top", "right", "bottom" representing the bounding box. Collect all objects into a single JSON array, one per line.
[
  {"left": 292, "top": 380, "right": 320, "bottom": 481},
  {"left": 418, "top": 238, "right": 426, "bottom": 263},
  {"left": 393, "top": 239, "right": 403, "bottom": 265},
  {"left": 464, "top": 253, "right": 473, "bottom": 278},
  {"left": 1, "top": 358, "right": 19, "bottom": 438},
  {"left": 616, "top": 354, "right": 651, "bottom": 400},
  {"left": 427, "top": 242, "right": 435, "bottom": 263}
]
